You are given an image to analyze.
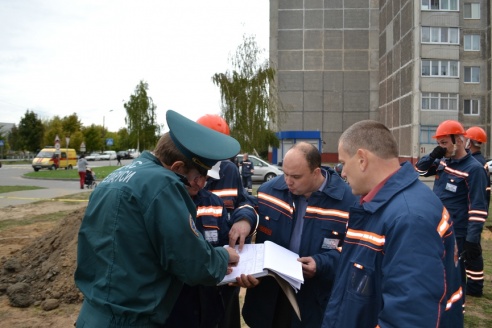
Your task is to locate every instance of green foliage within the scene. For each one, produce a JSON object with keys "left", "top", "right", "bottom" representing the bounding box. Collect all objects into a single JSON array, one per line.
[
  {"left": 212, "top": 34, "right": 279, "bottom": 154},
  {"left": 18, "top": 110, "right": 44, "bottom": 152},
  {"left": 7, "top": 124, "right": 19, "bottom": 152},
  {"left": 123, "top": 80, "right": 160, "bottom": 152},
  {"left": 83, "top": 124, "right": 104, "bottom": 153},
  {"left": 0, "top": 185, "right": 45, "bottom": 194}
]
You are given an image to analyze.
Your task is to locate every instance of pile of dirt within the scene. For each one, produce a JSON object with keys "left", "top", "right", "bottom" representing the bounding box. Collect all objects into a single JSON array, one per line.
[{"left": 0, "top": 208, "right": 85, "bottom": 309}]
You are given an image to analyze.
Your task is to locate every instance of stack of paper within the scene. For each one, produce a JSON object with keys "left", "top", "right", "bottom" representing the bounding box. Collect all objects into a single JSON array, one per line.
[{"left": 219, "top": 241, "right": 304, "bottom": 291}]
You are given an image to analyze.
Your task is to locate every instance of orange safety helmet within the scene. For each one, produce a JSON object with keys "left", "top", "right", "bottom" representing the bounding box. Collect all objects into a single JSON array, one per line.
[
  {"left": 466, "top": 126, "right": 487, "bottom": 143},
  {"left": 432, "top": 120, "right": 466, "bottom": 139},
  {"left": 196, "top": 114, "right": 230, "bottom": 136}
]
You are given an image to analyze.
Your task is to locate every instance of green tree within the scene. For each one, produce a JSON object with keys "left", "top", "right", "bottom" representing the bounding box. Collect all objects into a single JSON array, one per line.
[
  {"left": 0, "top": 124, "right": 9, "bottom": 158},
  {"left": 7, "top": 124, "right": 20, "bottom": 151},
  {"left": 62, "top": 113, "right": 83, "bottom": 136},
  {"left": 212, "top": 34, "right": 279, "bottom": 154},
  {"left": 43, "top": 116, "right": 64, "bottom": 147},
  {"left": 18, "top": 110, "right": 44, "bottom": 153},
  {"left": 115, "top": 128, "right": 131, "bottom": 151},
  {"left": 83, "top": 125, "right": 104, "bottom": 153},
  {"left": 124, "top": 80, "right": 160, "bottom": 152}
]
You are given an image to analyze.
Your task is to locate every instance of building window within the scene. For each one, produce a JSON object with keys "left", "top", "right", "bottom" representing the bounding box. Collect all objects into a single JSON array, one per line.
[
  {"left": 464, "top": 34, "right": 480, "bottom": 51},
  {"left": 420, "top": 126, "right": 437, "bottom": 144},
  {"left": 421, "top": 60, "right": 459, "bottom": 77},
  {"left": 422, "top": 92, "right": 458, "bottom": 110},
  {"left": 422, "top": 27, "right": 459, "bottom": 44},
  {"left": 464, "top": 66, "right": 480, "bottom": 83},
  {"left": 464, "top": 99, "right": 479, "bottom": 115},
  {"left": 421, "top": 0, "right": 459, "bottom": 11},
  {"left": 464, "top": 3, "right": 480, "bottom": 19}
]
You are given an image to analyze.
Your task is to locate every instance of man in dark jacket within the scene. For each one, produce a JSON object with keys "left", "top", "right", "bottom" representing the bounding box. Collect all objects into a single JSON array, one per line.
[
  {"left": 323, "top": 120, "right": 463, "bottom": 328},
  {"left": 415, "top": 120, "right": 488, "bottom": 306},
  {"left": 237, "top": 142, "right": 357, "bottom": 327},
  {"left": 240, "top": 153, "right": 254, "bottom": 195},
  {"left": 464, "top": 126, "right": 489, "bottom": 297}
]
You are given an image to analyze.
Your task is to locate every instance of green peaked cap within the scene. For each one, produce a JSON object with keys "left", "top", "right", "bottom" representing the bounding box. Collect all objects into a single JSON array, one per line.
[{"left": 166, "top": 110, "right": 240, "bottom": 170}]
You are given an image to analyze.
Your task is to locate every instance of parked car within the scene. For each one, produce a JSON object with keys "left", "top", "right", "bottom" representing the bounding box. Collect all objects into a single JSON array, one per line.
[
  {"left": 128, "top": 149, "right": 141, "bottom": 159},
  {"left": 100, "top": 150, "right": 117, "bottom": 160},
  {"left": 486, "top": 159, "right": 492, "bottom": 174},
  {"left": 86, "top": 152, "right": 101, "bottom": 161},
  {"left": 236, "top": 154, "right": 283, "bottom": 182},
  {"left": 117, "top": 151, "right": 131, "bottom": 159}
]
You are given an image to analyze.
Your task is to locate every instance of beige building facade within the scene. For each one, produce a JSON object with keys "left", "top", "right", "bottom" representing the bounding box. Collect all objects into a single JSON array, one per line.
[{"left": 270, "top": 0, "right": 490, "bottom": 162}]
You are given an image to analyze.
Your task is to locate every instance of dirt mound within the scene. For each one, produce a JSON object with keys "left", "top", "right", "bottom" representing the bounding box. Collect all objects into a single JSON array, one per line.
[{"left": 0, "top": 208, "right": 84, "bottom": 307}]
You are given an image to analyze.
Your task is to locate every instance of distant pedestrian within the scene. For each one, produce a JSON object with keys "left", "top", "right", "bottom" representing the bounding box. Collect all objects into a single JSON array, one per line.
[
  {"left": 116, "top": 153, "right": 122, "bottom": 166},
  {"left": 77, "top": 154, "right": 89, "bottom": 189},
  {"left": 239, "top": 153, "right": 254, "bottom": 195}
]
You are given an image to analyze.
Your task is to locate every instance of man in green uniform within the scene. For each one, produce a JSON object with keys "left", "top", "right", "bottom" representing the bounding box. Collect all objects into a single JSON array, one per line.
[{"left": 74, "top": 110, "right": 241, "bottom": 327}]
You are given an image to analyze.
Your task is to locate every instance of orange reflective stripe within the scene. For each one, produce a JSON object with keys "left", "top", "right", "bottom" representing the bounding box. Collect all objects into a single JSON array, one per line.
[
  {"left": 306, "top": 206, "right": 349, "bottom": 219},
  {"left": 346, "top": 229, "right": 385, "bottom": 247},
  {"left": 443, "top": 166, "right": 469, "bottom": 178},
  {"left": 446, "top": 287, "right": 463, "bottom": 310},
  {"left": 469, "top": 209, "right": 488, "bottom": 216},
  {"left": 210, "top": 188, "right": 238, "bottom": 197},
  {"left": 437, "top": 208, "right": 451, "bottom": 237},
  {"left": 196, "top": 206, "right": 223, "bottom": 217},
  {"left": 258, "top": 192, "right": 293, "bottom": 214}
]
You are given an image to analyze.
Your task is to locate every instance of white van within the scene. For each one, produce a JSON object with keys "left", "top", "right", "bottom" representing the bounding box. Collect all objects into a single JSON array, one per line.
[{"left": 100, "top": 150, "right": 117, "bottom": 160}]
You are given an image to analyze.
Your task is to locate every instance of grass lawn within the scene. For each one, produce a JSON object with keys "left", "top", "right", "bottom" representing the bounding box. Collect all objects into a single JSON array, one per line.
[
  {"left": 24, "top": 166, "right": 120, "bottom": 180},
  {"left": 0, "top": 185, "right": 45, "bottom": 194}
]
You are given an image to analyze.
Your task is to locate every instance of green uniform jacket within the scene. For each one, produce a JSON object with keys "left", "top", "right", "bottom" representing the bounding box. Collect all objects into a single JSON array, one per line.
[{"left": 75, "top": 151, "right": 229, "bottom": 327}]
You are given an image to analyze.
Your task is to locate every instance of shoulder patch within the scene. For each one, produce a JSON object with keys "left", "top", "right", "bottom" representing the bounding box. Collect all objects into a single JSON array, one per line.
[{"left": 189, "top": 215, "right": 200, "bottom": 237}]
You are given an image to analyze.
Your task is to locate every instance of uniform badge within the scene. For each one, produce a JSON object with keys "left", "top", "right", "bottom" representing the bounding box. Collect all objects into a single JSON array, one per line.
[
  {"left": 189, "top": 215, "right": 200, "bottom": 237},
  {"left": 322, "top": 238, "right": 339, "bottom": 249},
  {"left": 445, "top": 182, "right": 457, "bottom": 193}
]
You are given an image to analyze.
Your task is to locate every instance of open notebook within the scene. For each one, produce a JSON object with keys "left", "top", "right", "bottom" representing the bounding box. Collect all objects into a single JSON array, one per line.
[{"left": 218, "top": 241, "right": 304, "bottom": 291}]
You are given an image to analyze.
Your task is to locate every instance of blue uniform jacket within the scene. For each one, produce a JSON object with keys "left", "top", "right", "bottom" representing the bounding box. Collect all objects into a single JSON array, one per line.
[
  {"left": 415, "top": 150, "right": 488, "bottom": 242},
  {"left": 75, "top": 152, "right": 229, "bottom": 327},
  {"left": 242, "top": 168, "right": 357, "bottom": 327},
  {"left": 205, "top": 160, "right": 258, "bottom": 233},
  {"left": 471, "top": 151, "right": 491, "bottom": 207},
  {"left": 322, "top": 162, "right": 463, "bottom": 328},
  {"left": 164, "top": 189, "right": 230, "bottom": 328},
  {"left": 240, "top": 159, "right": 254, "bottom": 177}
]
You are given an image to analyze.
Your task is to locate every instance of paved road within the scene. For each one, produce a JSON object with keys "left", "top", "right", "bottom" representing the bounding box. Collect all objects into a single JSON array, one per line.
[
  {"left": 0, "top": 164, "right": 92, "bottom": 208},
  {"left": 0, "top": 162, "right": 434, "bottom": 209}
]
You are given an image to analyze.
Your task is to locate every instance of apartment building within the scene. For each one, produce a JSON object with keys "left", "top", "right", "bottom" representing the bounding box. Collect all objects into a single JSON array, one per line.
[{"left": 270, "top": 0, "right": 490, "bottom": 161}]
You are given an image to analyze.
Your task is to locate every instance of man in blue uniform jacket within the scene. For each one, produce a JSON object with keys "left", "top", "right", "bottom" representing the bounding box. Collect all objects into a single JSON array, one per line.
[
  {"left": 415, "top": 120, "right": 488, "bottom": 306},
  {"left": 237, "top": 142, "right": 357, "bottom": 328},
  {"left": 197, "top": 114, "right": 258, "bottom": 328},
  {"left": 323, "top": 120, "right": 463, "bottom": 328},
  {"left": 464, "top": 126, "right": 489, "bottom": 297}
]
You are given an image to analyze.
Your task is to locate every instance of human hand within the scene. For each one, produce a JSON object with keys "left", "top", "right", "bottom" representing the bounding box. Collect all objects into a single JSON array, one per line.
[
  {"left": 429, "top": 146, "right": 446, "bottom": 159},
  {"left": 228, "top": 219, "right": 251, "bottom": 252},
  {"left": 298, "top": 256, "right": 317, "bottom": 279},
  {"left": 226, "top": 247, "right": 240, "bottom": 266},
  {"left": 232, "top": 274, "right": 260, "bottom": 288},
  {"left": 464, "top": 241, "right": 482, "bottom": 261}
]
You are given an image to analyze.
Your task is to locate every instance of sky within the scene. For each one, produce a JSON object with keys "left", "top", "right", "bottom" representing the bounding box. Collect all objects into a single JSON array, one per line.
[{"left": 0, "top": 0, "right": 269, "bottom": 133}]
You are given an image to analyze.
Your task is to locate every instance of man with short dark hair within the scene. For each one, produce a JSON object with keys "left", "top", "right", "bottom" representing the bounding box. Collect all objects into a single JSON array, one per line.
[{"left": 323, "top": 120, "right": 463, "bottom": 327}]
